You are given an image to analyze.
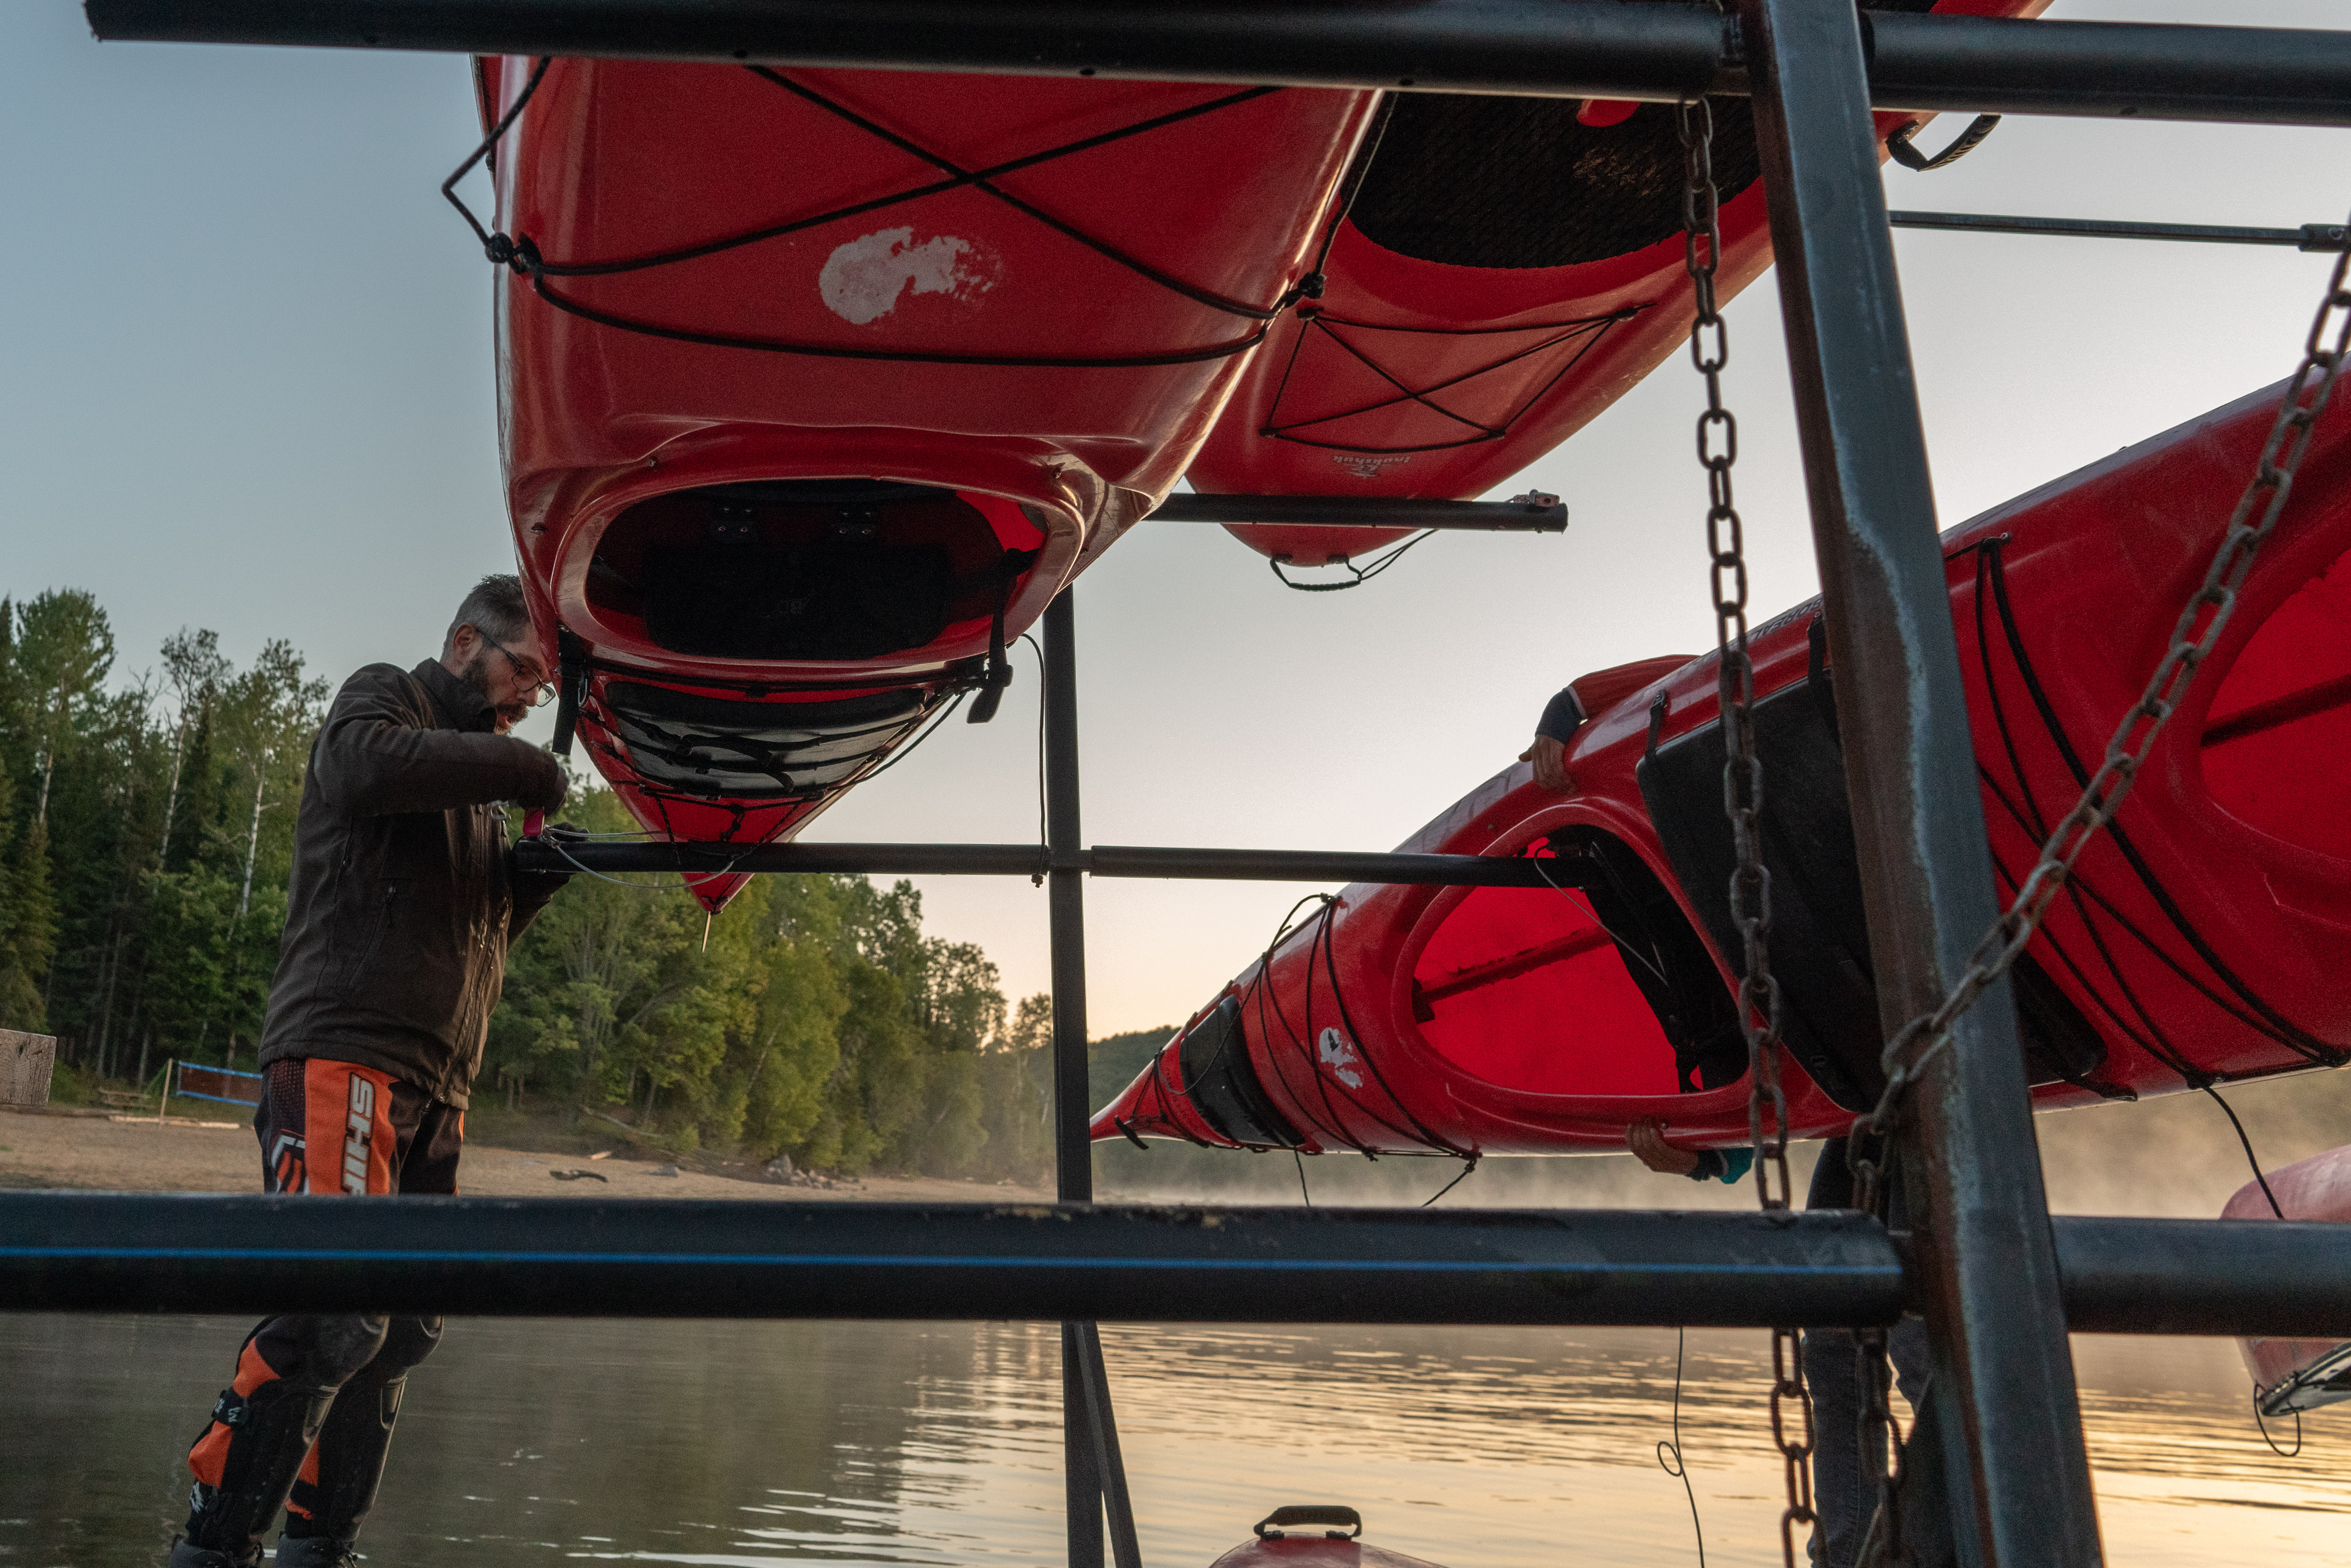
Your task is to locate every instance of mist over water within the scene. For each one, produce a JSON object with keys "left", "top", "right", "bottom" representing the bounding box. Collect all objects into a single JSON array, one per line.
[{"left": 1094, "top": 1055, "right": 2351, "bottom": 1219}]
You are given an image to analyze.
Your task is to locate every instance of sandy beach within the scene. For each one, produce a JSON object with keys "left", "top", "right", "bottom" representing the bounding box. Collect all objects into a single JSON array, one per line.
[{"left": 0, "top": 1104, "right": 1053, "bottom": 1204}]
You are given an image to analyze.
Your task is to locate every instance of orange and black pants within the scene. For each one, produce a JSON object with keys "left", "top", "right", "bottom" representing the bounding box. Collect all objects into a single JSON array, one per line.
[{"left": 183, "top": 1057, "right": 462, "bottom": 1563}]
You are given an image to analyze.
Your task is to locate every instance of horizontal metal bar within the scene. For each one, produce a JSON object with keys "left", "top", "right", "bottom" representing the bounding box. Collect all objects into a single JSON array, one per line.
[
  {"left": 1085, "top": 845, "right": 1554, "bottom": 885},
  {"left": 514, "top": 839, "right": 1557, "bottom": 885},
  {"left": 0, "top": 1195, "right": 1903, "bottom": 1326},
  {"left": 525, "top": 839, "right": 1050, "bottom": 877},
  {"left": 1865, "top": 10, "right": 2351, "bottom": 127},
  {"left": 1151, "top": 494, "right": 1567, "bottom": 531},
  {"left": 2049, "top": 1216, "right": 2351, "bottom": 1338},
  {"left": 80, "top": 0, "right": 2351, "bottom": 127},
  {"left": 3, "top": 1197, "right": 2340, "bottom": 1336},
  {"left": 1890, "top": 210, "right": 2351, "bottom": 251}
]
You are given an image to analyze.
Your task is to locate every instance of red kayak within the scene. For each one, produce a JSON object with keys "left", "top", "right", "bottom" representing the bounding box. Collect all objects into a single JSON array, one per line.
[
  {"left": 1095, "top": 379, "right": 2351, "bottom": 1158},
  {"left": 477, "top": 56, "right": 1376, "bottom": 906},
  {"left": 1184, "top": 0, "right": 2047, "bottom": 573},
  {"left": 2226, "top": 1146, "right": 2351, "bottom": 1416},
  {"left": 1212, "top": 1508, "right": 1444, "bottom": 1568}
]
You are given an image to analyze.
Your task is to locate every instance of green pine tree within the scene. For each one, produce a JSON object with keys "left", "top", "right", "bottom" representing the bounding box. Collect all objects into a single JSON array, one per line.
[{"left": 0, "top": 813, "right": 57, "bottom": 1032}]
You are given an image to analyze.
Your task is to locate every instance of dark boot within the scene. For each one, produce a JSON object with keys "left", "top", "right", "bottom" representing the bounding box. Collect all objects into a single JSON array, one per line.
[
  {"left": 163, "top": 1536, "right": 246, "bottom": 1568},
  {"left": 273, "top": 1536, "right": 362, "bottom": 1568},
  {"left": 183, "top": 1375, "right": 340, "bottom": 1561}
]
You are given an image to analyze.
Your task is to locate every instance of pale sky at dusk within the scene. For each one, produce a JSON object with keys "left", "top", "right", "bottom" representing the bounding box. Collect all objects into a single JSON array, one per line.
[{"left": 3, "top": 1, "right": 2345, "bottom": 1034}]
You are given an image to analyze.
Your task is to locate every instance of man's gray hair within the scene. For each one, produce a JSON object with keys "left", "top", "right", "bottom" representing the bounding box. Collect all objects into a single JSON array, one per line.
[{"left": 443, "top": 574, "right": 532, "bottom": 659}]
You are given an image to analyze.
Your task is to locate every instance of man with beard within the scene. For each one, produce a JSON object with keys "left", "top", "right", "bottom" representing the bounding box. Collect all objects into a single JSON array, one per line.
[{"left": 169, "top": 575, "right": 575, "bottom": 1568}]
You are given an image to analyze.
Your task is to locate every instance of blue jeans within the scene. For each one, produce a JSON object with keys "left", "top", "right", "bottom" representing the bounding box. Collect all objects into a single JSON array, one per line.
[{"left": 1804, "top": 1139, "right": 1930, "bottom": 1568}]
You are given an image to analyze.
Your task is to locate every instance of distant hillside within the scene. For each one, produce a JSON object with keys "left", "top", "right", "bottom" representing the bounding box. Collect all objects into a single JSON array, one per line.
[{"left": 1089, "top": 1024, "right": 1176, "bottom": 1104}]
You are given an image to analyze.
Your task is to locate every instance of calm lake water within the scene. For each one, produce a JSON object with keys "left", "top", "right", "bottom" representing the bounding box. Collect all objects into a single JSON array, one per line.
[{"left": 1, "top": 1316, "right": 2343, "bottom": 1568}]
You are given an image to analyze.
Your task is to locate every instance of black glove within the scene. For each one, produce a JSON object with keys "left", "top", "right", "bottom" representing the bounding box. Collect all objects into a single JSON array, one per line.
[{"left": 526, "top": 753, "right": 570, "bottom": 814}]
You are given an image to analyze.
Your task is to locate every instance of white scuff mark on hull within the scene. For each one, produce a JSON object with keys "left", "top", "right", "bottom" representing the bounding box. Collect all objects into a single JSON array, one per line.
[
  {"left": 819, "top": 227, "right": 999, "bottom": 325},
  {"left": 1318, "top": 1026, "right": 1365, "bottom": 1089}
]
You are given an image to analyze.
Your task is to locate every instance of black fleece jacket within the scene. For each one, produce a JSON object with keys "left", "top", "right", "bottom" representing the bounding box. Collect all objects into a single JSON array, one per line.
[{"left": 256, "top": 659, "right": 568, "bottom": 1107}]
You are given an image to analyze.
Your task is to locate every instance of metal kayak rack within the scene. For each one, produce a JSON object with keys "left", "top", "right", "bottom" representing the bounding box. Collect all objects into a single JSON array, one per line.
[{"left": 42, "top": 5, "right": 2351, "bottom": 1567}]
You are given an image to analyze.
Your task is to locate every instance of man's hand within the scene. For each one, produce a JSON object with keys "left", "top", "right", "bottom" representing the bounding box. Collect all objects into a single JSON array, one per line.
[
  {"left": 1518, "top": 734, "right": 1572, "bottom": 793},
  {"left": 1627, "top": 1116, "right": 1701, "bottom": 1176},
  {"left": 521, "top": 749, "right": 569, "bottom": 813}
]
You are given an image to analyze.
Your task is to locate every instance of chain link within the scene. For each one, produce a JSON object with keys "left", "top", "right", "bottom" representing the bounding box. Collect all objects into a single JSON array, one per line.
[
  {"left": 1860, "top": 219, "right": 2351, "bottom": 1144},
  {"left": 1850, "top": 1321, "right": 1904, "bottom": 1568},
  {"left": 1769, "top": 1325, "right": 1820, "bottom": 1567},
  {"left": 1677, "top": 96, "right": 1798, "bottom": 1216},
  {"left": 1680, "top": 93, "right": 1814, "bottom": 1568}
]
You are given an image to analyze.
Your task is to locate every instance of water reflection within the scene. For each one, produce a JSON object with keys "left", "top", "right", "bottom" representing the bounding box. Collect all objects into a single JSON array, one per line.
[{"left": 0, "top": 1317, "right": 2342, "bottom": 1568}]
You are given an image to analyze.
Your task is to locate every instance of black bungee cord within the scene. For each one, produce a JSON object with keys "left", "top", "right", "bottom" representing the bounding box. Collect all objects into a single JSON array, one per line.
[
  {"left": 1656, "top": 1326, "right": 1706, "bottom": 1568},
  {"left": 2253, "top": 1392, "right": 2304, "bottom": 1459},
  {"left": 1418, "top": 1157, "right": 1478, "bottom": 1207},
  {"left": 1975, "top": 542, "right": 2307, "bottom": 1239},
  {"left": 1262, "top": 307, "right": 1636, "bottom": 456},
  {"left": 1267, "top": 529, "right": 1436, "bottom": 593},
  {"left": 445, "top": 59, "right": 1331, "bottom": 370},
  {"left": 1976, "top": 540, "right": 2341, "bottom": 1066},
  {"left": 1311, "top": 900, "right": 1478, "bottom": 1160},
  {"left": 2201, "top": 1084, "right": 2286, "bottom": 1219}
]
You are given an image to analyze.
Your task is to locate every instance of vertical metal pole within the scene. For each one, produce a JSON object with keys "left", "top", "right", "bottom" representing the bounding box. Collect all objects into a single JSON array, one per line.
[
  {"left": 1060, "top": 1323, "right": 1105, "bottom": 1568},
  {"left": 1045, "top": 590, "right": 1103, "bottom": 1568},
  {"left": 1735, "top": 3, "right": 2101, "bottom": 1566},
  {"left": 1075, "top": 1323, "right": 1144, "bottom": 1568},
  {"left": 1044, "top": 589, "right": 1142, "bottom": 1568},
  {"left": 1045, "top": 589, "right": 1092, "bottom": 1207}
]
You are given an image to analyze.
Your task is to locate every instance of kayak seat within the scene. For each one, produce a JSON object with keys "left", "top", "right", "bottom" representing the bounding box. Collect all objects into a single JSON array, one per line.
[
  {"left": 1638, "top": 620, "right": 2111, "bottom": 1111},
  {"left": 598, "top": 681, "right": 937, "bottom": 800},
  {"left": 1345, "top": 93, "right": 1762, "bottom": 270}
]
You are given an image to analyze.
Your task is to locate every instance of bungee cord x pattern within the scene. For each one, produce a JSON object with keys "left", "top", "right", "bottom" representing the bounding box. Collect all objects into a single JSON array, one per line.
[
  {"left": 447, "top": 59, "right": 1344, "bottom": 369},
  {"left": 1259, "top": 307, "right": 1638, "bottom": 456}
]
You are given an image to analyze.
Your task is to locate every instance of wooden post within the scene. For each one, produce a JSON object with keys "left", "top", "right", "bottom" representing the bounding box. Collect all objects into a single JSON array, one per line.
[
  {"left": 0, "top": 1030, "right": 58, "bottom": 1107},
  {"left": 159, "top": 1058, "right": 174, "bottom": 1125}
]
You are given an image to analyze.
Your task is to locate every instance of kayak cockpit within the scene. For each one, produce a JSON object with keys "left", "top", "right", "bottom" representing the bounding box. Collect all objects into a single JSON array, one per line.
[
  {"left": 586, "top": 478, "right": 1046, "bottom": 665},
  {"left": 1407, "top": 827, "right": 1744, "bottom": 1098}
]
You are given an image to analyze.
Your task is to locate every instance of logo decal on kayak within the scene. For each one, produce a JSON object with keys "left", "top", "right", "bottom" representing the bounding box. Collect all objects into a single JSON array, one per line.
[
  {"left": 1332, "top": 453, "right": 1414, "bottom": 479},
  {"left": 1317, "top": 1027, "right": 1364, "bottom": 1089},
  {"left": 819, "top": 228, "right": 1001, "bottom": 325}
]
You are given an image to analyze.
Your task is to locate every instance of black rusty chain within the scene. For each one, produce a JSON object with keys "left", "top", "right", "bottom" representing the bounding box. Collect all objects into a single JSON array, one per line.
[
  {"left": 1678, "top": 91, "right": 1815, "bottom": 1568},
  {"left": 1856, "top": 213, "right": 2351, "bottom": 1161},
  {"left": 1850, "top": 1321, "right": 1905, "bottom": 1568},
  {"left": 1676, "top": 96, "right": 1796, "bottom": 1215}
]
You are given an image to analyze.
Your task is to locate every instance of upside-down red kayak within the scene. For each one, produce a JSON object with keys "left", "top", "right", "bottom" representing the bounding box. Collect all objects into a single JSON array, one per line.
[
  {"left": 1096, "top": 379, "right": 2351, "bottom": 1158},
  {"left": 2226, "top": 1146, "right": 2351, "bottom": 1416},
  {"left": 1212, "top": 1508, "right": 1443, "bottom": 1568},
  {"left": 477, "top": 55, "right": 1376, "bottom": 906},
  {"left": 1184, "top": 0, "right": 2047, "bottom": 574}
]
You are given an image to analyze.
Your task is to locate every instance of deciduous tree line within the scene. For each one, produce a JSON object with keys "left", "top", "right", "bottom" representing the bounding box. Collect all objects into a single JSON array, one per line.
[{"left": 0, "top": 590, "right": 1055, "bottom": 1181}]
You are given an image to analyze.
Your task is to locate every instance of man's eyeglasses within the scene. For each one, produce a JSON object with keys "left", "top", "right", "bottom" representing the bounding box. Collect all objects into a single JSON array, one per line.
[{"left": 480, "top": 633, "right": 558, "bottom": 708}]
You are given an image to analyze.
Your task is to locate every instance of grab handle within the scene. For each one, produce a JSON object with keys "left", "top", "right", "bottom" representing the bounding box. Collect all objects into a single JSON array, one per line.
[{"left": 1253, "top": 1506, "right": 1362, "bottom": 1541}]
